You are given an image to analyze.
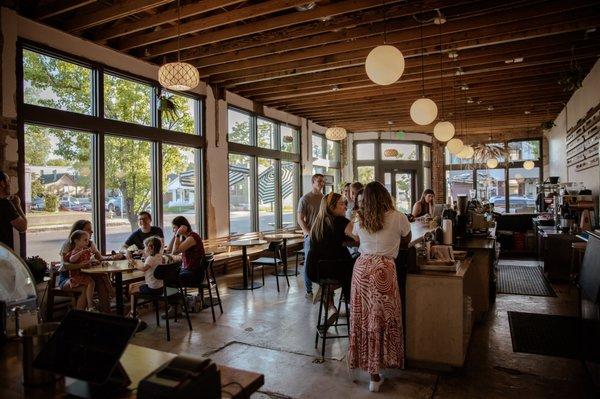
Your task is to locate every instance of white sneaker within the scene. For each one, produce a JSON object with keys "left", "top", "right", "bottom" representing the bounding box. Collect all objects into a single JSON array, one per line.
[{"left": 369, "top": 375, "right": 384, "bottom": 392}]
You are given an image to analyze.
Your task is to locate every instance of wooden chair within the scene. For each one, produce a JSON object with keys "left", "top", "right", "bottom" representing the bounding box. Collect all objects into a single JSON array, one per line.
[
  {"left": 45, "top": 262, "right": 83, "bottom": 322},
  {"left": 131, "top": 262, "right": 192, "bottom": 341},
  {"left": 250, "top": 240, "right": 289, "bottom": 292}
]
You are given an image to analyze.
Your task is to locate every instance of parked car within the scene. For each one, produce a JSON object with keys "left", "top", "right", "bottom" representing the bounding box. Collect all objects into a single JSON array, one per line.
[
  {"left": 76, "top": 197, "right": 92, "bottom": 212},
  {"left": 30, "top": 197, "right": 45, "bottom": 211},
  {"left": 59, "top": 196, "right": 80, "bottom": 211},
  {"left": 105, "top": 196, "right": 123, "bottom": 215}
]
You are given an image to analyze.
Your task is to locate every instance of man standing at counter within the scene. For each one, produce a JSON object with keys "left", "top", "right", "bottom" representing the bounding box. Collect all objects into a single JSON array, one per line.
[{"left": 297, "top": 173, "right": 325, "bottom": 298}]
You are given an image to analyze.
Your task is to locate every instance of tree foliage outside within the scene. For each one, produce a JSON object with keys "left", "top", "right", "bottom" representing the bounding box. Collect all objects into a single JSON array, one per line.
[
  {"left": 357, "top": 166, "right": 375, "bottom": 185},
  {"left": 23, "top": 49, "right": 196, "bottom": 230}
]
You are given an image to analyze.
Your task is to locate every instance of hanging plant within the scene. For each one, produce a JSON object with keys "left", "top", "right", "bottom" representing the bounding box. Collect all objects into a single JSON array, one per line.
[
  {"left": 540, "top": 120, "right": 556, "bottom": 130},
  {"left": 156, "top": 90, "right": 179, "bottom": 121},
  {"left": 558, "top": 65, "right": 584, "bottom": 93}
]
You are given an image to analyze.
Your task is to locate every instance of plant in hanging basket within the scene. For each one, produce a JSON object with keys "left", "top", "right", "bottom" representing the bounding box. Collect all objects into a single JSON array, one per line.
[
  {"left": 558, "top": 66, "right": 584, "bottom": 93},
  {"left": 540, "top": 120, "right": 556, "bottom": 130},
  {"left": 472, "top": 143, "right": 511, "bottom": 165},
  {"left": 282, "top": 135, "right": 294, "bottom": 143},
  {"left": 157, "top": 92, "right": 179, "bottom": 121}
]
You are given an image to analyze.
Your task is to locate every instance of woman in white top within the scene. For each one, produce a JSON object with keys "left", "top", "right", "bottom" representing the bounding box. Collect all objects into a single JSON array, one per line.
[{"left": 345, "top": 181, "right": 412, "bottom": 392}]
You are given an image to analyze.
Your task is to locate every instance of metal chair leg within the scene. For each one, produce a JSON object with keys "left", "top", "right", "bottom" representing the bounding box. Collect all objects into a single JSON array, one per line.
[
  {"left": 211, "top": 265, "right": 223, "bottom": 315},
  {"left": 206, "top": 273, "right": 216, "bottom": 323},
  {"left": 154, "top": 297, "right": 160, "bottom": 327},
  {"left": 179, "top": 288, "right": 193, "bottom": 331},
  {"left": 164, "top": 291, "right": 171, "bottom": 341}
]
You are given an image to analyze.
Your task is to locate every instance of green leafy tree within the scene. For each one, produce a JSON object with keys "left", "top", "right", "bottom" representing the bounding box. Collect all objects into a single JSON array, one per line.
[
  {"left": 30, "top": 177, "right": 45, "bottom": 198},
  {"left": 24, "top": 125, "right": 51, "bottom": 165},
  {"left": 229, "top": 121, "right": 250, "bottom": 144},
  {"left": 23, "top": 49, "right": 190, "bottom": 230}
]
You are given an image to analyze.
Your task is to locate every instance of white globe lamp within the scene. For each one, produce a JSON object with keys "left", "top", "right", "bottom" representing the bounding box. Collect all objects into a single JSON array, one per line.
[
  {"left": 446, "top": 138, "right": 463, "bottom": 154},
  {"left": 325, "top": 126, "right": 347, "bottom": 141},
  {"left": 158, "top": 62, "right": 200, "bottom": 91},
  {"left": 486, "top": 158, "right": 499, "bottom": 168},
  {"left": 523, "top": 160, "right": 535, "bottom": 170},
  {"left": 365, "top": 45, "right": 405, "bottom": 86},
  {"left": 458, "top": 145, "right": 474, "bottom": 159},
  {"left": 410, "top": 98, "right": 438, "bottom": 125},
  {"left": 433, "top": 121, "right": 455, "bottom": 142}
]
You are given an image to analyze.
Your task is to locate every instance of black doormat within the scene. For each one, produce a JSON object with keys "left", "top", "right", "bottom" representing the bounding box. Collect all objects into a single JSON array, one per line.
[
  {"left": 497, "top": 264, "right": 557, "bottom": 297},
  {"left": 508, "top": 311, "right": 600, "bottom": 362}
]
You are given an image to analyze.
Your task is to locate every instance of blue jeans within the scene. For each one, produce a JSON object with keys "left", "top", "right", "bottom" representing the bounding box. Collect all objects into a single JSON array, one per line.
[{"left": 303, "top": 235, "right": 313, "bottom": 294}]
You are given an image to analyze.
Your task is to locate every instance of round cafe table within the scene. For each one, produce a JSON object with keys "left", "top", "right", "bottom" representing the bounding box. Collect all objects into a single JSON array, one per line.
[
  {"left": 226, "top": 239, "right": 267, "bottom": 290},
  {"left": 82, "top": 259, "right": 139, "bottom": 316},
  {"left": 263, "top": 233, "right": 303, "bottom": 276}
]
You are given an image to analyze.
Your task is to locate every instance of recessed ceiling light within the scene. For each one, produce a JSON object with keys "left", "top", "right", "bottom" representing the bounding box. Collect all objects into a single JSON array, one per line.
[
  {"left": 461, "top": 84, "right": 469, "bottom": 91},
  {"left": 504, "top": 59, "right": 514, "bottom": 64},
  {"left": 487, "top": 105, "right": 494, "bottom": 111},
  {"left": 524, "top": 110, "right": 531, "bottom": 115},
  {"left": 320, "top": 16, "right": 331, "bottom": 22},
  {"left": 331, "top": 85, "right": 339, "bottom": 91},
  {"left": 448, "top": 50, "right": 458, "bottom": 59},
  {"left": 466, "top": 97, "right": 474, "bottom": 104},
  {"left": 455, "top": 67, "right": 464, "bottom": 76},
  {"left": 476, "top": 100, "right": 483, "bottom": 105},
  {"left": 505, "top": 57, "right": 524, "bottom": 64},
  {"left": 388, "top": 120, "right": 394, "bottom": 125},
  {"left": 514, "top": 57, "right": 524, "bottom": 63}
]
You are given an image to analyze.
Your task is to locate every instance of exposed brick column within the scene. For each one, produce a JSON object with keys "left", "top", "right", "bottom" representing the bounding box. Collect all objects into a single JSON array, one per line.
[{"left": 431, "top": 139, "right": 445, "bottom": 203}]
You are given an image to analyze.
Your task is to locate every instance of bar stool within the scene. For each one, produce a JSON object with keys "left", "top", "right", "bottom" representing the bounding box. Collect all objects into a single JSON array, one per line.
[
  {"left": 314, "top": 259, "right": 351, "bottom": 361},
  {"left": 295, "top": 249, "right": 305, "bottom": 274}
]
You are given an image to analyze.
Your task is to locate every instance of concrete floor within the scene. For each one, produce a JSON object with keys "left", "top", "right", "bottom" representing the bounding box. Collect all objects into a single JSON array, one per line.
[{"left": 130, "top": 262, "right": 594, "bottom": 398}]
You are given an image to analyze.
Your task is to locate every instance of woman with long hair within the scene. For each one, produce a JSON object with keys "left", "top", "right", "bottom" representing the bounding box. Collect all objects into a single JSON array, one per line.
[
  {"left": 59, "top": 219, "right": 121, "bottom": 312},
  {"left": 306, "top": 192, "right": 354, "bottom": 311},
  {"left": 166, "top": 216, "right": 205, "bottom": 285},
  {"left": 347, "top": 181, "right": 412, "bottom": 392},
  {"left": 411, "top": 188, "right": 435, "bottom": 218}
]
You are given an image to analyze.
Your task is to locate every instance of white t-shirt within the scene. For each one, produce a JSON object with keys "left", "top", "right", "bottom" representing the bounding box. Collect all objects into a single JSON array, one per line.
[
  {"left": 352, "top": 210, "right": 412, "bottom": 258},
  {"left": 143, "top": 254, "right": 164, "bottom": 289}
]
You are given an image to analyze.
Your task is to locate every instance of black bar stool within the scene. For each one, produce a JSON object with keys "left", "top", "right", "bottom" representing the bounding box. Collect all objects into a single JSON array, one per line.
[
  {"left": 314, "top": 259, "right": 351, "bottom": 361},
  {"left": 250, "top": 240, "right": 289, "bottom": 291}
]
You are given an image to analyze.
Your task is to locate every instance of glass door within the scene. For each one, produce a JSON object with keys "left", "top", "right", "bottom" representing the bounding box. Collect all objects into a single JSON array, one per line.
[{"left": 383, "top": 170, "right": 415, "bottom": 214}]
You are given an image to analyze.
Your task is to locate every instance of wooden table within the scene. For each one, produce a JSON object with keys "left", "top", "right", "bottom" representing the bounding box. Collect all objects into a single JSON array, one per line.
[
  {"left": 263, "top": 233, "right": 303, "bottom": 276},
  {"left": 82, "top": 260, "right": 139, "bottom": 316},
  {"left": 225, "top": 240, "right": 267, "bottom": 290},
  {"left": 0, "top": 342, "right": 264, "bottom": 399}
]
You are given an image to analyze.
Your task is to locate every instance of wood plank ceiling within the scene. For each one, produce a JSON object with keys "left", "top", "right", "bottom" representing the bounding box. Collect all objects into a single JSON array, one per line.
[{"left": 17, "top": 0, "right": 600, "bottom": 136}]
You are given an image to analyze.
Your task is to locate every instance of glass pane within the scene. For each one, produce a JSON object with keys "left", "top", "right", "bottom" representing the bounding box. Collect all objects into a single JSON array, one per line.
[
  {"left": 357, "top": 166, "right": 374, "bottom": 185},
  {"left": 24, "top": 125, "right": 93, "bottom": 261},
  {"left": 445, "top": 148, "right": 473, "bottom": 165},
  {"left": 326, "top": 140, "right": 340, "bottom": 162},
  {"left": 424, "top": 167, "right": 431, "bottom": 190},
  {"left": 325, "top": 168, "right": 340, "bottom": 190},
  {"left": 312, "top": 134, "right": 324, "bottom": 160},
  {"left": 395, "top": 173, "right": 412, "bottom": 213},
  {"left": 160, "top": 91, "right": 198, "bottom": 134},
  {"left": 228, "top": 109, "right": 252, "bottom": 145},
  {"left": 257, "top": 118, "right": 276, "bottom": 149},
  {"left": 281, "top": 126, "right": 298, "bottom": 153},
  {"left": 282, "top": 161, "right": 298, "bottom": 228},
  {"left": 23, "top": 49, "right": 93, "bottom": 115},
  {"left": 104, "top": 74, "right": 152, "bottom": 126},
  {"left": 162, "top": 145, "right": 198, "bottom": 243},
  {"left": 422, "top": 146, "right": 431, "bottom": 162},
  {"left": 508, "top": 167, "right": 539, "bottom": 213},
  {"left": 105, "top": 136, "right": 153, "bottom": 252},
  {"left": 446, "top": 170, "right": 473, "bottom": 204},
  {"left": 384, "top": 172, "right": 392, "bottom": 193},
  {"left": 484, "top": 143, "right": 505, "bottom": 162},
  {"left": 313, "top": 166, "right": 326, "bottom": 174},
  {"left": 258, "top": 158, "right": 276, "bottom": 231},
  {"left": 229, "top": 154, "right": 253, "bottom": 234},
  {"left": 381, "top": 143, "right": 418, "bottom": 160},
  {"left": 356, "top": 143, "right": 375, "bottom": 160},
  {"left": 476, "top": 169, "right": 506, "bottom": 210},
  {"left": 508, "top": 140, "right": 540, "bottom": 161}
]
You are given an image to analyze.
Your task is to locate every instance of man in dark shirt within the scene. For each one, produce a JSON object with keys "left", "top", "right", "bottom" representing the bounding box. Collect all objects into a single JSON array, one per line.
[
  {"left": 0, "top": 170, "right": 28, "bottom": 249},
  {"left": 121, "top": 211, "right": 164, "bottom": 258}
]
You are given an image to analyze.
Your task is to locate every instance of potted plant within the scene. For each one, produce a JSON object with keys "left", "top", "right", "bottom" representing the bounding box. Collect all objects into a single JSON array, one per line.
[
  {"left": 540, "top": 120, "right": 556, "bottom": 130},
  {"left": 25, "top": 256, "right": 47, "bottom": 285},
  {"left": 157, "top": 91, "right": 179, "bottom": 122}
]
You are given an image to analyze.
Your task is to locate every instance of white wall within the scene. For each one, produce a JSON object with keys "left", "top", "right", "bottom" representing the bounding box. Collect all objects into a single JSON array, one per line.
[
  {"left": 546, "top": 58, "right": 600, "bottom": 194},
  {"left": 1, "top": 8, "right": 330, "bottom": 237}
]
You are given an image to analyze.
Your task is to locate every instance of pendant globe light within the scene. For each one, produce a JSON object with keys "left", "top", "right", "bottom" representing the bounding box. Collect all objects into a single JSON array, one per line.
[
  {"left": 486, "top": 158, "right": 499, "bottom": 168},
  {"left": 158, "top": 0, "right": 199, "bottom": 91},
  {"left": 433, "top": 18, "right": 455, "bottom": 142},
  {"left": 458, "top": 144, "right": 474, "bottom": 159},
  {"left": 410, "top": 16, "right": 437, "bottom": 125},
  {"left": 365, "top": 1, "right": 405, "bottom": 85},
  {"left": 523, "top": 160, "right": 535, "bottom": 170},
  {"left": 325, "top": 126, "right": 347, "bottom": 141},
  {"left": 447, "top": 138, "right": 463, "bottom": 154}
]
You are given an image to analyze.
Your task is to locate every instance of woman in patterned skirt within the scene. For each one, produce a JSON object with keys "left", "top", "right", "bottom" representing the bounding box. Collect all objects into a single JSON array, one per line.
[{"left": 346, "top": 181, "right": 412, "bottom": 392}]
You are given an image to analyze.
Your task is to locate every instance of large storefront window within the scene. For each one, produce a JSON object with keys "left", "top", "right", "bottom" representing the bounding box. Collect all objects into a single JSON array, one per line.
[
  {"left": 229, "top": 154, "right": 253, "bottom": 234},
  {"left": 258, "top": 158, "right": 276, "bottom": 231},
  {"left": 20, "top": 45, "right": 204, "bottom": 256},
  {"left": 228, "top": 108, "right": 252, "bottom": 145},
  {"left": 313, "top": 133, "right": 341, "bottom": 188},
  {"left": 24, "top": 125, "right": 93, "bottom": 261},
  {"left": 282, "top": 161, "right": 299, "bottom": 227},
  {"left": 508, "top": 167, "right": 539, "bottom": 213},
  {"left": 477, "top": 169, "right": 506, "bottom": 211}
]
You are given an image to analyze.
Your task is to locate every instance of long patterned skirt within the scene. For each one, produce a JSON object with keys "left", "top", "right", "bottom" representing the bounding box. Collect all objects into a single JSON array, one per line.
[{"left": 348, "top": 254, "right": 404, "bottom": 374}]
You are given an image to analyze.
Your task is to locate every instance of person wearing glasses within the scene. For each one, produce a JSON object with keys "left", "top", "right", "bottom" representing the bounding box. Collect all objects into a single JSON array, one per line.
[{"left": 121, "top": 211, "right": 164, "bottom": 258}]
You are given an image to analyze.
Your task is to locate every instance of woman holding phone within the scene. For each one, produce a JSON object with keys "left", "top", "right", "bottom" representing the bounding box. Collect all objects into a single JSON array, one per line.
[{"left": 166, "top": 216, "right": 206, "bottom": 286}]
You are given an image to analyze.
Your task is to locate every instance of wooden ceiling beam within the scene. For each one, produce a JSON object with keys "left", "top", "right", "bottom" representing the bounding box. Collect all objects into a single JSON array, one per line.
[
  {"left": 35, "top": 0, "right": 96, "bottom": 20},
  {"left": 169, "top": 0, "right": 491, "bottom": 66},
  {"left": 113, "top": 0, "right": 313, "bottom": 51},
  {"left": 206, "top": 11, "right": 599, "bottom": 84},
  {"left": 90, "top": 0, "right": 246, "bottom": 42},
  {"left": 63, "top": 0, "right": 173, "bottom": 32},
  {"left": 125, "top": 0, "right": 404, "bottom": 55}
]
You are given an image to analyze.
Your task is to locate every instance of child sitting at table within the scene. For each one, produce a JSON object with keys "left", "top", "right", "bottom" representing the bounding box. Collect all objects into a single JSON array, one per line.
[
  {"left": 63, "top": 230, "right": 96, "bottom": 311},
  {"left": 128, "top": 236, "right": 164, "bottom": 316}
]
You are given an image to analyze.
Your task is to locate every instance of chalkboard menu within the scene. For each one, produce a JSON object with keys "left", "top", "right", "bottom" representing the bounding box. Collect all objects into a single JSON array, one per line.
[{"left": 567, "top": 103, "right": 600, "bottom": 172}]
